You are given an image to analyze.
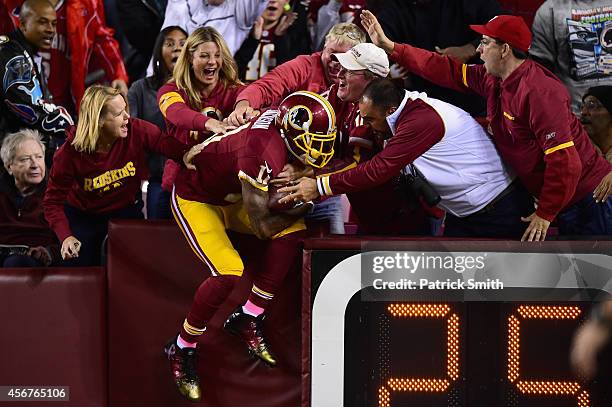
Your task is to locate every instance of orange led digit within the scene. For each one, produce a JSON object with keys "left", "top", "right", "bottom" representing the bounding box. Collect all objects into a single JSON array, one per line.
[
  {"left": 507, "top": 305, "right": 590, "bottom": 406},
  {"left": 379, "top": 303, "right": 460, "bottom": 406}
]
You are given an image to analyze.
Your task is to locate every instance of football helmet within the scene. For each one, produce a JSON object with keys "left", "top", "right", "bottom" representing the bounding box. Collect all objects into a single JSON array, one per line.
[{"left": 278, "top": 91, "right": 336, "bottom": 168}]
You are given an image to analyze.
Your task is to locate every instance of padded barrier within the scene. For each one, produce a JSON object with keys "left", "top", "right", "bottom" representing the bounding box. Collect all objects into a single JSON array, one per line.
[
  {"left": 0, "top": 266, "right": 106, "bottom": 407},
  {"left": 107, "top": 220, "right": 301, "bottom": 407}
]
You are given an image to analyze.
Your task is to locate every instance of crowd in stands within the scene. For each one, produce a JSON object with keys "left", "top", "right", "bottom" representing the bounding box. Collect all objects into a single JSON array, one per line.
[
  {"left": 1, "top": 0, "right": 612, "bottom": 400},
  {"left": 1, "top": 0, "right": 611, "bottom": 270}
]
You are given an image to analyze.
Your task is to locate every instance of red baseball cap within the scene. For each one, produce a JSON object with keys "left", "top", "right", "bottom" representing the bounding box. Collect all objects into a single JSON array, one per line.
[{"left": 470, "top": 15, "right": 532, "bottom": 53}]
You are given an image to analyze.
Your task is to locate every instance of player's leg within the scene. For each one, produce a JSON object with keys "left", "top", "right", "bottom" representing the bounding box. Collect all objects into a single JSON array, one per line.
[
  {"left": 224, "top": 205, "right": 306, "bottom": 365},
  {"left": 164, "top": 191, "right": 244, "bottom": 401}
]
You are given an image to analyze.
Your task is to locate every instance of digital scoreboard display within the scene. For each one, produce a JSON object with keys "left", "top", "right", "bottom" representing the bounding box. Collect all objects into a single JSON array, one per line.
[{"left": 305, "top": 241, "right": 612, "bottom": 407}]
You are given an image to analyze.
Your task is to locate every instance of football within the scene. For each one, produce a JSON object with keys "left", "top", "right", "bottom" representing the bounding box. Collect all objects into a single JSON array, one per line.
[{"left": 267, "top": 185, "right": 296, "bottom": 212}]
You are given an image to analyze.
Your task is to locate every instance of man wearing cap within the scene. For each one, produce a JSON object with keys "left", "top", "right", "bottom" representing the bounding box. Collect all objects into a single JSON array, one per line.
[
  {"left": 581, "top": 86, "right": 612, "bottom": 164},
  {"left": 359, "top": 11, "right": 612, "bottom": 240}
]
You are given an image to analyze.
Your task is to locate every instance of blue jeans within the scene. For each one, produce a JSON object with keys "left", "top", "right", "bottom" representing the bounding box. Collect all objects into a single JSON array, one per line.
[
  {"left": 557, "top": 193, "right": 612, "bottom": 236},
  {"left": 306, "top": 195, "right": 345, "bottom": 234},
  {"left": 62, "top": 203, "right": 144, "bottom": 267},
  {"left": 146, "top": 181, "right": 172, "bottom": 219},
  {"left": 2, "top": 255, "right": 42, "bottom": 268}
]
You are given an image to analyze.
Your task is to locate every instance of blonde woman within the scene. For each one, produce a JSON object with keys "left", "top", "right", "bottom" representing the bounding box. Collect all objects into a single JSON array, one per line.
[
  {"left": 43, "top": 85, "right": 197, "bottom": 266},
  {"left": 157, "top": 26, "right": 244, "bottom": 191}
]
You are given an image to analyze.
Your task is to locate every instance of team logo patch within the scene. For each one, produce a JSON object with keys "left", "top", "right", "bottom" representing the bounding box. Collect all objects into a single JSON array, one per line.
[
  {"left": 3, "top": 55, "right": 32, "bottom": 91},
  {"left": 5, "top": 99, "right": 38, "bottom": 124}
]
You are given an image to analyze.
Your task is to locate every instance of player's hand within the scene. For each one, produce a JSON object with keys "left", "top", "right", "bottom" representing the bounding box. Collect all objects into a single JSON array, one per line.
[
  {"left": 593, "top": 170, "right": 612, "bottom": 203},
  {"left": 275, "top": 12, "right": 297, "bottom": 36},
  {"left": 61, "top": 236, "right": 81, "bottom": 260},
  {"left": 435, "top": 43, "right": 477, "bottom": 63},
  {"left": 183, "top": 142, "right": 206, "bottom": 170},
  {"left": 571, "top": 319, "right": 610, "bottom": 380},
  {"left": 520, "top": 212, "right": 551, "bottom": 242},
  {"left": 271, "top": 163, "right": 315, "bottom": 185},
  {"left": 205, "top": 118, "right": 235, "bottom": 134},
  {"left": 227, "top": 100, "right": 258, "bottom": 126},
  {"left": 277, "top": 177, "right": 320, "bottom": 204},
  {"left": 111, "top": 79, "right": 129, "bottom": 100},
  {"left": 252, "top": 16, "right": 264, "bottom": 40},
  {"left": 28, "top": 246, "right": 52, "bottom": 266},
  {"left": 360, "top": 10, "right": 394, "bottom": 54}
]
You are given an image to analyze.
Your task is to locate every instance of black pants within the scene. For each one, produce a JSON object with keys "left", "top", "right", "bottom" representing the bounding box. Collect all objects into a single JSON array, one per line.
[
  {"left": 62, "top": 203, "right": 143, "bottom": 267},
  {"left": 444, "top": 182, "right": 534, "bottom": 239}
]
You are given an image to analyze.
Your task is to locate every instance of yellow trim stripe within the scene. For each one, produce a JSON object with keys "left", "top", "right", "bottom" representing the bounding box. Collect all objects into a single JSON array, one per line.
[
  {"left": 171, "top": 194, "right": 207, "bottom": 266},
  {"left": 159, "top": 92, "right": 184, "bottom": 116},
  {"left": 237, "top": 170, "right": 268, "bottom": 191},
  {"left": 462, "top": 64, "right": 468, "bottom": 88},
  {"left": 544, "top": 141, "right": 574, "bottom": 155},
  {"left": 252, "top": 285, "right": 274, "bottom": 299},
  {"left": 183, "top": 319, "right": 206, "bottom": 336},
  {"left": 503, "top": 111, "right": 515, "bottom": 121},
  {"left": 323, "top": 175, "right": 332, "bottom": 195}
]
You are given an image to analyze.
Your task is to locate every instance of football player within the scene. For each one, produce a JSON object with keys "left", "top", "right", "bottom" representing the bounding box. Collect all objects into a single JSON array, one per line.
[{"left": 164, "top": 91, "right": 336, "bottom": 402}]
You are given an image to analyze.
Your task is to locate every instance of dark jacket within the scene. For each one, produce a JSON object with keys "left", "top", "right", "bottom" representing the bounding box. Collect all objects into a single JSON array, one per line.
[
  {"left": 377, "top": 0, "right": 501, "bottom": 116},
  {"left": 0, "top": 31, "right": 73, "bottom": 144},
  {"left": 0, "top": 172, "right": 61, "bottom": 264}
]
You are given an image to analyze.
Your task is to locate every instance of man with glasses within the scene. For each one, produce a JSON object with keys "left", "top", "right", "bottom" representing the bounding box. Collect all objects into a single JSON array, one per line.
[
  {"left": 359, "top": 11, "right": 612, "bottom": 239},
  {"left": 581, "top": 86, "right": 612, "bottom": 164}
]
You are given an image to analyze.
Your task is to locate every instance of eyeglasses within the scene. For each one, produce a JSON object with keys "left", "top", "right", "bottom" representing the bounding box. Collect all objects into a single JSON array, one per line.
[
  {"left": 478, "top": 38, "right": 503, "bottom": 48},
  {"left": 339, "top": 67, "right": 368, "bottom": 77},
  {"left": 580, "top": 100, "right": 605, "bottom": 112}
]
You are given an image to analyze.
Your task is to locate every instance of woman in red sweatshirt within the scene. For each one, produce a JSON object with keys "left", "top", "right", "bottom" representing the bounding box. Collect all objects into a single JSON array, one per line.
[
  {"left": 157, "top": 26, "right": 244, "bottom": 192},
  {"left": 43, "top": 85, "right": 193, "bottom": 266}
]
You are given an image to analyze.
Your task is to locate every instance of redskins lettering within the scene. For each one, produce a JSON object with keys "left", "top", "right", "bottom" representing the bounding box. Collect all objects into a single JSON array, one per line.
[{"left": 83, "top": 162, "right": 136, "bottom": 192}]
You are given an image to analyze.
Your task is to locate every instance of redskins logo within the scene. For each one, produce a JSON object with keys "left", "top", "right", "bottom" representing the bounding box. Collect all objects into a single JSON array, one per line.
[
  {"left": 201, "top": 106, "right": 223, "bottom": 120},
  {"left": 285, "top": 105, "right": 313, "bottom": 131}
]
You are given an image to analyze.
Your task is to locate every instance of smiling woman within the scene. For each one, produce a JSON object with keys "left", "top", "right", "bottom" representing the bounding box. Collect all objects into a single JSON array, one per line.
[
  {"left": 43, "top": 85, "right": 195, "bottom": 267},
  {"left": 157, "top": 26, "right": 245, "bottom": 192}
]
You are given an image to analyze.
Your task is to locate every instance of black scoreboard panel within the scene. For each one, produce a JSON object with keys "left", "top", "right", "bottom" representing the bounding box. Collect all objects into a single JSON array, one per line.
[
  {"left": 306, "top": 243, "right": 612, "bottom": 407},
  {"left": 344, "top": 293, "right": 612, "bottom": 407}
]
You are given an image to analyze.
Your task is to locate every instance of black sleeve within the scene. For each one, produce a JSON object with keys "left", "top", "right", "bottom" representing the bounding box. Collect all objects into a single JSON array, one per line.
[
  {"left": 0, "top": 42, "right": 73, "bottom": 138},
  {"left": 116, "top": 0, "right": 164, "bottom": 54},
  {"left": 235, "top": 34, "right": 261, "bottom": 81}
]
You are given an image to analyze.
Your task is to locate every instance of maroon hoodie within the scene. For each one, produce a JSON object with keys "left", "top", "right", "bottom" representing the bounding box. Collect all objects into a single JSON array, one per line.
[
  {"left": 0, "top": 172, "right": 61, "bottom": 263},
  {"left": 43, "top": 118, "right": 189, "bottom": 241}
]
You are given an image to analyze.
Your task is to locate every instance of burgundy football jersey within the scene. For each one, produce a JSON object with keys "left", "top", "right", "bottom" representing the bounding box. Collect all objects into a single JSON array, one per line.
[{"left": 174, "top": 109, "right": 288, "bottom": 205}]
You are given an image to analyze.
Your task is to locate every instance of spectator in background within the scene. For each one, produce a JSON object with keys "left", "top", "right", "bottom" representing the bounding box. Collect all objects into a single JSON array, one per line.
[
  {"left": 0, "top": 129, "right": 60, "bottom": 267},
  {"left": 309, "top": 0, "right": 365, "bottom": 51},
  {"left": 116, "top": 0, "right": 167, "bottom": 80},
  {"left": 157, "top": 26, "right": 242, "bottom": 193},
  {"left": 128, "top": 26, "right": 187, "bottom": 219},
  {"left": 375, "top": 0, "right": 501, "bottom": 116},
  {"left": 43, "top": 85, "right": 196, "bottom": 266},
  {"left": 227, "top": 22, "right": 365, "bottom": 125},
  {"left": 531, "top": 0, "right": 612, "bottom": 114},
  {"left": 160, "top": 0, "right": 267, "bottom": 55},
  {"left": 571, "top": 301, "right": 612, "bottom": 380},
  {"left": 235, "top": 0, "right": 310, "bottom": 83},
  {"left": 0, "top": 0, "right": 73, "bottom": 167},
  {"left": 361, "top": 11, "right": 612, "bottom": 239},
  {"left": 580, "top": 86, "right": 612, "bottom": 164},
  {"left": 1, "top": 0, "right": 129, "bottom": 113}
]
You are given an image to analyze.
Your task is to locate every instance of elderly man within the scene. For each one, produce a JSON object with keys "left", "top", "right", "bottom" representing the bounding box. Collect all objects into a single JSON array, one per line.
[
  {"left": 581, "top": 86, "right": 612, "bottom": 164},
  {"left": 359, "top": 11, "right": 612, "bottom": 240},
  {"left": 0, "top": 129, "right": 60, "bottom": 267},
  {"left": 227, "top": 22, "right": 366, "bottom": 126},
  {"left": 0, "top": 0, "right": 73, "bottom": 166}
]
